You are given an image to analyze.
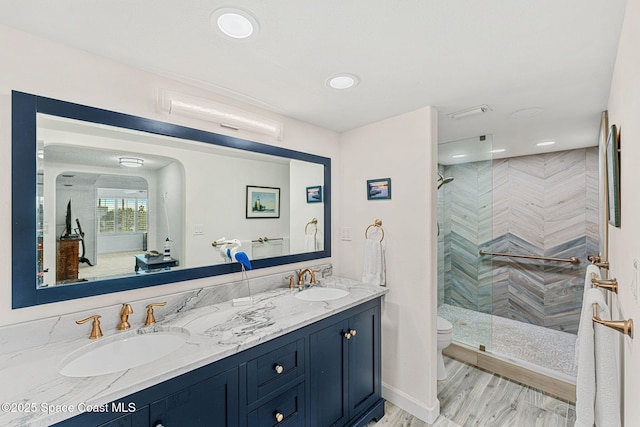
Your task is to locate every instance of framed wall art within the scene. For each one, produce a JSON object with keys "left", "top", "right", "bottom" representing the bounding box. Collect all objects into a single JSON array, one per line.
[
  {"left": 246, "top": 185, "right": 280, "bottom": 218},
  {"left": 367, "top": 178, "right": 391, "bottom": 200},
  {"left": 306, "top": 185, "right": 322, "bottom": 203},
  {"left": 606, "top": 124, "right": 621, "bottom": 227}
]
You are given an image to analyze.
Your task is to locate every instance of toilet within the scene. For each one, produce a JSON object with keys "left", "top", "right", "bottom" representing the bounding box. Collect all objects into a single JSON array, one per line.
[{"left": 437, "top": 316, "right": 453, "bottom": 381}]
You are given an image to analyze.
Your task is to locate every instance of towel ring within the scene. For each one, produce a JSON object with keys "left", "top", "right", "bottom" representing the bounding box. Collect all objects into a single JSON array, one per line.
[
  {"left": 365, "top": 219, "right": 384, "bottom": 242},
  {"left": 305, "top": 218, "right": 318, "bottom": 236}
]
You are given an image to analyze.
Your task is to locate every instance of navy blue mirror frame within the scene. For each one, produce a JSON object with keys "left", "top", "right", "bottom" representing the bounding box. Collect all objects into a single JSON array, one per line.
[{"left": 11, "top": 91, "right": 331, "bottom": 308}]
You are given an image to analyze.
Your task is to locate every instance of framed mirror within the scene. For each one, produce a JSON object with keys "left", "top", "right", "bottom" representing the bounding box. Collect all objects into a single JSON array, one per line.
[
  {"left": 12, "top": 91, "right": 331, "bottom": 308},
  {"left": 606, "top": 124, "right": 620, "bottom": 227}
]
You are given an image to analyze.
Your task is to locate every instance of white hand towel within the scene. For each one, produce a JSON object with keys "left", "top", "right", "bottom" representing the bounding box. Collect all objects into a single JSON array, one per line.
[
  {"left": 575, "top": 265, "right": 602, "bottom": 365},
  {"left": 304, "top": 234, "right": 316, "bottom": 252},
  {"left": 574, "top": 288, "right": 621, "bottom": 427},
  {"left": 585, "top": 264, "right": 601, "bottom": 292},
  {"left": 362, "top": 239, "right": 385, "bottom": 286}
]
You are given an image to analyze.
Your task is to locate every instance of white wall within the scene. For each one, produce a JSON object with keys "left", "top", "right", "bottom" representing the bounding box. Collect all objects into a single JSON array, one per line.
[
  {"left": 0, "top": 24, "right": 339, "bottom": 326},
  {"left": 337, "top": 107, "right": 439, "bottom": 423},
  {"left": 606, "top": 1, "right": 640, "bottom": 424}
]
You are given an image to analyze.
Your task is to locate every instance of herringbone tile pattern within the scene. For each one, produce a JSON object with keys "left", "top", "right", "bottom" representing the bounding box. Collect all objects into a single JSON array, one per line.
[{"left": 439, "top": 148, "right": 599, "bottom": 334}]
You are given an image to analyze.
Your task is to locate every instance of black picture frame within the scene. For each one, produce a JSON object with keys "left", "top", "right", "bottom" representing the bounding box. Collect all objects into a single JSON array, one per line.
[
  {"left": 306, "top": 185, "right": 322, "bottom": 203},
  {"left": 607, "top": 124, "right": 621, "bottom": 227},
  {"left": 367, "top": 178, "right": 391, "bottom": 200}
]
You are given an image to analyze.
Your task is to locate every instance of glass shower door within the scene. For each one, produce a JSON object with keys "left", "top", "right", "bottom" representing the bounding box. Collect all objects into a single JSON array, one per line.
[{"left": 437, "top": 135, "right": 494, "bottom": 353}]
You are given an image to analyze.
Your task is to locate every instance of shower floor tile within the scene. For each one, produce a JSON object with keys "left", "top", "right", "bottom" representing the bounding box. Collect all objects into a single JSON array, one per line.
[{"left": 438, "top": 304, "right": 577, "bottom": 381}]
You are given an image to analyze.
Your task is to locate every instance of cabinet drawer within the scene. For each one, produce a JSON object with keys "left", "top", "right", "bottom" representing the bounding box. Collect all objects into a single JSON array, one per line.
[
  {"left": 247, "top": 382, "right": 304, "bottom": 427},
  {"left": 247, "top": 338, "right": 304, "bottom": 404}
]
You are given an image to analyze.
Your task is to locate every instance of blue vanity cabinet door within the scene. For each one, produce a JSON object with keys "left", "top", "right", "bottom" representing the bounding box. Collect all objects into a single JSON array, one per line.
[
  {"left": 149, "top": 367, "right": 239, "bottom": 427},
  {"left": 346, "top": 306, "right": 380, "bottom": 420},
  {"left": 308, "top": 317, "right": 349, "bottom": 427},
  {"left": 308, "top": 302, "right": 382, "bottom": 427}
]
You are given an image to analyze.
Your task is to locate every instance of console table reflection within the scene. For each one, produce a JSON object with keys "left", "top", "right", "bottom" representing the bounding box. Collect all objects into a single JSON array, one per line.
[
  {"left": 135, "top": 254, "right": 178, "bottom": 273},
  {"left": 57, "top": 237, "right": 81, "bottom": 282}
]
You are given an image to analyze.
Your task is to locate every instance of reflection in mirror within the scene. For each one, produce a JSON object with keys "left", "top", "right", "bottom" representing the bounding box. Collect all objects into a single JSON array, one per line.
[
  {"left": 13, "top": 91, "right": 331, "bottom": 308},
  {"left": 54, "top": 173, "right": 152, "bottom": 284}
]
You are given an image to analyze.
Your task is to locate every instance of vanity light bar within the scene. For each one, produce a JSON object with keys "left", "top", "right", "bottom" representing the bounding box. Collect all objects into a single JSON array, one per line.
[{"left": 158, "top": 90, "right": 283, "bottom": 140}]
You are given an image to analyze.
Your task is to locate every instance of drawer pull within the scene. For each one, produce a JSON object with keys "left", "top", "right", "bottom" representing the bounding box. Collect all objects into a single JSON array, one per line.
[
  {"left": 275, "top": 411, "right": 284, "bottom": 422},
  {"left": 274, "top": 364, "right": 284, "bottom": 374},
  {"left": 343, "top": 331, "right": 352, "bottom": 340},
  {"left": 349, "top": 329, "right": 357, "bottom": 337}
]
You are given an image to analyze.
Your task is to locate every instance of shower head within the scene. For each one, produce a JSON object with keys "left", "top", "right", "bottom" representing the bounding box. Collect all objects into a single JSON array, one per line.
[{"left": 437, "top": 173, "right": 454, "bottom": 189}]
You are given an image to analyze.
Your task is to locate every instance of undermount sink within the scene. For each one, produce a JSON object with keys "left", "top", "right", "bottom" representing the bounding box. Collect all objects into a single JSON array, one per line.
[
  {"left": 295, "top": 287, "right": 349, "bottom": 302},
  {"left": 60, "top": 327, "right": 189, "bottom": 377}
]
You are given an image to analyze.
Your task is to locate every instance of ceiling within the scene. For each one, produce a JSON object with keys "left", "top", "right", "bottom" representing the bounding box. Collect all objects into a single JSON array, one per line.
[{"left": 0, "top": 0, "right": 627, "bottom": 159}]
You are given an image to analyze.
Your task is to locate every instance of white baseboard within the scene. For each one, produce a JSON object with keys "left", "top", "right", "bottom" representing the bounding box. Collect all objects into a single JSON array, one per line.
[{"left": 381, "top": 382, "right": 440, "bottom": 424}]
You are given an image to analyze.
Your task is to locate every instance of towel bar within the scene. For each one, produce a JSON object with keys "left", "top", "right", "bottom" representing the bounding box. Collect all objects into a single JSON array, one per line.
[
  {"left": 592, "top": 303, "right": 633, "bottom": 338},
  {"left": 252, "top": 237, "right": 284, "bottom": 244},
  {"left": 591, "top": 276, "right": 618, "bottom": 293},
  {"left": 365, "top": 219, "right": 384, "bottom": 242}
]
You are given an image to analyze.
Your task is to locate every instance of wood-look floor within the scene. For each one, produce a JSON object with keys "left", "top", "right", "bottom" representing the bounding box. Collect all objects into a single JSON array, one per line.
[{"left": 374, "top": 357, "right": 576, "bottom": 427}]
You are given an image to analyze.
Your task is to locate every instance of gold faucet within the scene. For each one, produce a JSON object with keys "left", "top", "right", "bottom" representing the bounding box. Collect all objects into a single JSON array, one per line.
[
  {"left": 117, "top": 303, "right": 134, "bottom": 330},
  {"left": 76, "top": 315, "right": 103, "bottom": 339},
  {"left": 145, "top": 302, "right": 167, "bottom": 326},
  {"left": 297, "top": 269, "right": 311, "bottom": 286}
]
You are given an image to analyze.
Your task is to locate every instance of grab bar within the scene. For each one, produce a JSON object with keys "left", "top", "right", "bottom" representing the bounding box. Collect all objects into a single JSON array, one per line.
[
  {"left": 479, "top": 250, "right": 580, "bottom": 265},
  {"left": 592, "top": 303, "right": 633, "bottom": 338}
]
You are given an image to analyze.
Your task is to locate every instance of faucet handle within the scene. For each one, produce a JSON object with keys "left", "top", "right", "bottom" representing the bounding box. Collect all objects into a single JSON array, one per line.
[
  {"left": 309, "top": 269, "right": 321, "bottom": 285},
  {"left": 285, "top": 275, "right": 295, "bottom": 289},
  {"left": 117, "top": 303, "right": 134, "bottom": 330},
  {"left": 145, "top": 302, "right": 167, "bottom": 326},
  {"left": 76, "top": 315, "right": 103, "bottom": 339}
]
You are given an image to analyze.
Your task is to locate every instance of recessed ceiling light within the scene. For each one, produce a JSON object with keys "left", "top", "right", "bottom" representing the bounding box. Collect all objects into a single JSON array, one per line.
[
  {"left": 511, "top": 108, "right": 543, "bottom": 119},
  {"left": 536, "top": 141, "right": 556, "bottom": 147},
  {"left": 326, "top": 74, "right": 359, "bottom": 90},
  {"left": 490, "top": 148, "right": 506, "bottom": 153},
  {"left": 211, "top": 8, "right": 259, "bottom": 40},
  {"left": 452, "top": 154, "right": 467, "bottom": 159}
]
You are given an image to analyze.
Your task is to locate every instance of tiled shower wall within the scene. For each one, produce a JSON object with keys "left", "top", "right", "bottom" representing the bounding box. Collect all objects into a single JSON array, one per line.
[{"left": 438, "top": 148, "right": 599, "bottom": 333}]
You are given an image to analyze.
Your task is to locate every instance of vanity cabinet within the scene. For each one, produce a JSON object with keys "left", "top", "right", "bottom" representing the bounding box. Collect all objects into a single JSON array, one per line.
[
  {"left": 53, "top": 298, "right": 382, "bottom": 427},
  {"left": 308, "top": 306, "right": 380, "bottom": 427}
]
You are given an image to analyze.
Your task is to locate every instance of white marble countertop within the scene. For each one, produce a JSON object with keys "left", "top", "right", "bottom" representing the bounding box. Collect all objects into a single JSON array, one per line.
[{"left": 0, "top": 277, "right": 387, "bottom": 427}]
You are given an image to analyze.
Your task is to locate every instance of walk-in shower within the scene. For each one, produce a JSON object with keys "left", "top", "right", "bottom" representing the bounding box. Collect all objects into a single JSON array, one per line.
[{"left": 437, "top": 134, "right": 599, "bottom": 385}]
